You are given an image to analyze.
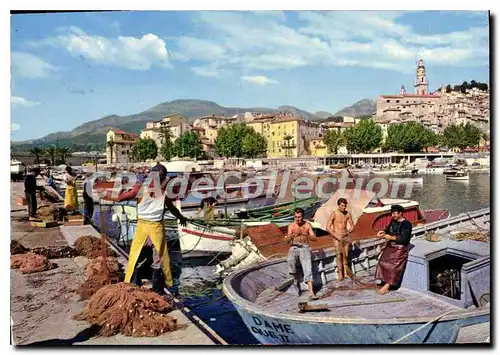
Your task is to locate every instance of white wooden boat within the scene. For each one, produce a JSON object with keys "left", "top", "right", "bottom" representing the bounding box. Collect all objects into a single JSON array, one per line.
[
  {"left": 372, "top": 169, "right": 401, "bottom": 176},
  {"left": 223, "top": 208, "right": 490, "bottom": 344},
  {"left": 446, "top": 170, "right": 469, "bottom": 181},
  {"left": 418, "top": 167, "right": 444, "bottom": 174},
  {"left": 389, "top": 177, "right": 424, "bottom": 185}
]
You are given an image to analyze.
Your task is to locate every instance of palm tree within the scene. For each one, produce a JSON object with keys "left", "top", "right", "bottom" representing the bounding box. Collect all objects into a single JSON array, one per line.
[
  {"left": 57, "top": 146, "right": 71, "bottom": 164},
  {"left": 44, "top": 146, "right": 57, "bottom": 166},
  {"left": 29, "top": 147, "right": 43, "bottom": 164},
  {"left": 106, "top": 138, "right": 115, "bottom": 164},
  {"left": 159, "top": 127, "right": 173, "bottom": 160}
]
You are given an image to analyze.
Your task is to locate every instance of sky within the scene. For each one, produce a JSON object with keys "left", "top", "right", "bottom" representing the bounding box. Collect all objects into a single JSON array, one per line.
[{"left": 10, "top": 10, "right": 490, "bottom": 141}]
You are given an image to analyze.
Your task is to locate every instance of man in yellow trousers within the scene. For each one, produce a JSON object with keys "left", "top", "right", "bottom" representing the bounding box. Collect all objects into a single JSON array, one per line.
[{"left": 111, "top": 164, "right": 187, "bottom": 295}]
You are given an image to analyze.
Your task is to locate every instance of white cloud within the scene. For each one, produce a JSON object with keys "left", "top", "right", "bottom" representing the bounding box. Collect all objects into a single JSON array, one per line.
[
  {"left": 11, "top": 52, "right": 58, "bottom": 78},
  {"left": 191, "top": 66, "right": 221, "bottom": 77},
  {"left": 33, "top": 27, "right": 170, "bottom": 71},
  {"left": 11, "top": 123, "right": 21, "bottom": 132},
  {"left": 11, "top": 96, "right": 40, "bottom": 108},
  {"left": 171, "top": 11, "right": 488, "bottom": 74},
  {"left": 241, "top": 75, "right": 279, "bottom": 86}
]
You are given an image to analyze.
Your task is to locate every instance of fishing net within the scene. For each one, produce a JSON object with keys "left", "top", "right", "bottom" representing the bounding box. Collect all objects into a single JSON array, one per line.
[
  {"left": 77, "top": 255, "right": 124, "bottom": 300},
  {"left": 30, "top": 246, "right": 80, "bottom": 259},
  {"left": 37, "top": 205, "right": 67, "bottom": 222},
  {"left": 74, "top": 282, "right": 183, "bottom": 337},
  {"left": 11, "top": 252, "right": 55, "bottom": 274},
  {"left": 11, "top": 240, "right": 29, "bottom": 255},
  {"left": 74, "top": 235, "right": 117, "bottom": 259},
  {"left": 451, "top": 232, "right": 489, "bottom": 243}
]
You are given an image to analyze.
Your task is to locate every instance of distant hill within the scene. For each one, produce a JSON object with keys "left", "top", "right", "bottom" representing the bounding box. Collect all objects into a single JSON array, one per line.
[
  {"left": 314, "top": 111, "right": 333, "bottom": 119},
  {"left": 333, "top": 99, "right": 376, "bottom": 117},
  {"left": 12, "top": 99, "right": 321, "bottom": 150}
]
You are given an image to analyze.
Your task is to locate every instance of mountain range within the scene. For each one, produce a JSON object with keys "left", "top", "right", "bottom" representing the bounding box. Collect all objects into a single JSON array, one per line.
[{"left": 12, "top": 98, "right": 376, "bottom": 150}]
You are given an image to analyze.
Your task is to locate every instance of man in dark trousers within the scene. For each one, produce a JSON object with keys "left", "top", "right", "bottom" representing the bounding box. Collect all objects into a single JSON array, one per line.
[
  {"left": 24, "top": 167, "right": 43, "bottom": 221},
  {"left": 375, "top": 204, "right": 413, "bottom": 295}
]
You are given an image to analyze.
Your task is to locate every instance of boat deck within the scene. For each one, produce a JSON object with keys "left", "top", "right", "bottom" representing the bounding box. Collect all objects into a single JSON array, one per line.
[{"left": 252, "top": 272, "right": 467, "bottom": 323}]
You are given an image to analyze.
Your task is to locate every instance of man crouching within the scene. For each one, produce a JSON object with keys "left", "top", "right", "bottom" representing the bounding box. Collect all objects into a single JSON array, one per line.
[{"left": 285, "top": 208, "right": 319, "bottom": 301}]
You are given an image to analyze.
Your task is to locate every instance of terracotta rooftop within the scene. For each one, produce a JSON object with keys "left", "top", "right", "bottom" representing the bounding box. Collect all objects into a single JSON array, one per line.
[{"left": 111, "top": 129, "right": 139, "bottom": 138}]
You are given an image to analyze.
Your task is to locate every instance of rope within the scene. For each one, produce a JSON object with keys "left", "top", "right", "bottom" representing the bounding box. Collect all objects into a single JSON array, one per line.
[{"left": 391, "top": 310, "right": 457, "bottom": 344}]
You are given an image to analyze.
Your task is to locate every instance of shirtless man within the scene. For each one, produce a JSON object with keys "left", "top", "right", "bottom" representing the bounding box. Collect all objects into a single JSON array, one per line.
[
  {"left": 285, "top": 208, "right": 319, "bottom": 301},
  {"left": 327, "top": 198, "right": 354, "bottom": 281}
]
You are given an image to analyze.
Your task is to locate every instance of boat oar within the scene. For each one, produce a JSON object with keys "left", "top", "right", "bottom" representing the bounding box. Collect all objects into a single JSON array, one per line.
[{"left": 298, "top": 297, "right": 407, "bottom": 313}]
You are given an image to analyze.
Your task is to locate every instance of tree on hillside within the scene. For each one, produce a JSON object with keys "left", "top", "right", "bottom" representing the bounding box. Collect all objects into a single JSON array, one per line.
[
  {"left": 174, "top": 131, "right": 204, "bottom": 159},
  {"left": 343, "top": 119, "right": 382, "bottom": 153},
  {"left": 462, "top": 123, "right": 483, "bottom": 148},
  {"left": 322, "top": 129, "right": 345, "bottom": 154},
  {"left": 214, "top": 124, "right": 267, "bottom": 158},
  {"left": 159, "top": 127, "right": 175, "bottom": 161},
  {"left": 29, "top": 147, "right": 43, "bottom": 164},
  {"left": 132, "top": 138, "right": 158, "bottom": 162},
  {"left": 446, "top": 84, "right": 452, "bottom": 93}
]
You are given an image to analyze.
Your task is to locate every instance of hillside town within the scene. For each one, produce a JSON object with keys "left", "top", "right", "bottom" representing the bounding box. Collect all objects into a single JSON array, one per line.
[{"left": 97, "top": 59, "right": 489, "bottom": 164}]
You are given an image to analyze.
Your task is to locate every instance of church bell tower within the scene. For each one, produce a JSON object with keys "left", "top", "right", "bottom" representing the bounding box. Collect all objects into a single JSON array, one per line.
[{"left": 414, "top": 59, "right": 429, "bottom": 95}]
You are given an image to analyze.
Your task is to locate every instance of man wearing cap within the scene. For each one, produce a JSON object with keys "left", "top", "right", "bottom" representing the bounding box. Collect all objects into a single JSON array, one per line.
[
  {"left": 111, "top": 163, "right": 187, "bottom": 295},
  {"left": 375, "top": 205, "right": 413, "bottom": 295}
]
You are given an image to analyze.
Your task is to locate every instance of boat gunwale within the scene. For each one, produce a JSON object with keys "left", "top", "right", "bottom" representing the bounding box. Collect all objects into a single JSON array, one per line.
[{"left": 223, "top": 257, "right": 490, "bottom": 325}]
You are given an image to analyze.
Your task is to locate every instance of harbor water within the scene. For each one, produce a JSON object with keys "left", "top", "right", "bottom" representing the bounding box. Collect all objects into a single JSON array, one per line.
[{"left": 87, "top": 171, "right": 489, "bottom": 345}]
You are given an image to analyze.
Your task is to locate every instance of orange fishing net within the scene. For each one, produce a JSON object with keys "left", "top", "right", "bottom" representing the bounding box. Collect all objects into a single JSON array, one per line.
[
  {"left": 74, "top": 235, "right": 117, "bottom": 259},
  {"left": 75, "top": 282, "right": 184, "bottom": 337},
  {"left": 10, "top": 252, "right": 55, "bottom": 274},
  {"left": 77, "top": 256, "right": 123, "bottom": 300}
]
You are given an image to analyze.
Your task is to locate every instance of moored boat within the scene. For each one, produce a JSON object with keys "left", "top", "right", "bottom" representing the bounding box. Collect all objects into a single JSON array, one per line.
[
  {"left": 222, "top": 208, "right": 490, "bottom": 344},
  {"left": 216, "top": 190, "right": 450, "bottom": 274},
  {"left": 389, "top": 176, "right": 424, "bottom": 185},
  {"left": 446, "top": 170, "right": 469, "bottom": 181}
]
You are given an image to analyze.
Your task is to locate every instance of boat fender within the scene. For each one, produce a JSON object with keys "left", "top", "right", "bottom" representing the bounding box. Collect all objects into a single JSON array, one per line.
[{"left": 111, "top": 213, "right": 119, "bottom": 222}]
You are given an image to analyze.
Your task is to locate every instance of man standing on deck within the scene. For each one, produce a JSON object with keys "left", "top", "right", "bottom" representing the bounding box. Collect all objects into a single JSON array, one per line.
[
  {"left": 110, "top": 164, "right": 187, "bottom": 295},
  {"left": 196, "top": 195, "right": 217, "bottom": 222},
  {"left": 327, "top": 198, "right": 354, "bottom": 281},
  {"left": 285, "top": 208, "right": 319, "bottom": 301},
  {"left": 375, "top": 205, "right": 413, "bottom": 295},
  {"left": 24, "top": 167, "right": 43, "bottom": 221}
]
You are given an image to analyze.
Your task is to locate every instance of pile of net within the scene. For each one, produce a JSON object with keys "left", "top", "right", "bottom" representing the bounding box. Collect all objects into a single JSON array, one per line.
[
  {"left": 11, "top": 252, "right": 55, "bottom": 274},
  {"left": 30, "top": 246, "right": 80, "bottom": 259},
  {"left": 451, "top": 232, "right": 489, "bottom": 243},
  {"left": 77, "top": 256, "right": 123, "bottom": 300},
  {"left": 11, "top": 240, "right": 29, "bottom": 255},
  {"left": 74, "top": 235, "right": 117, "bottom": 259},
  {"left": 75, "top": 282, "right": 183, "bottom": 337},
  {"left": 37, "top": 205, "right": 67, "bottom": 222}
]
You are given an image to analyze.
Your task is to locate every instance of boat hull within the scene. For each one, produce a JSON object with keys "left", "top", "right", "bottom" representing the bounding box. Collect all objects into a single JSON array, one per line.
[
  {"left": 446, "top": 176, "right": 470, "bottom": 181},
  {"left": 230, "top": 302, "right": 489, "bottom": 344}
]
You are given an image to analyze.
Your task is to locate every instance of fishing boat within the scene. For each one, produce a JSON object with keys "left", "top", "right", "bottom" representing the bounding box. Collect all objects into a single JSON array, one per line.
[
  {"left": 215, "top": 190, "right": 449, "bottom": 274},
  {"left": 394, "top": 168, "right": 419, "bottom": 176},
  {"left": 10, "top": 159, "right": 25, "bottom": 181},
  {"left": 372, "top": 169, "right": 402, "bottom": 176},
  {"left": 418, "top": 167, "right": 444, "bottom": 174},
  {"left": 446, "top": 170, "right": 469, "bottom": 181},
  {"left": 389, "top": 177, "right": 423, "bottom": 185},
  {"left": 108, "top": 197, "right": 321, "bottom": 257},
  {"left": 223, "top": 208, "right": 490, "bottom": 344}
]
